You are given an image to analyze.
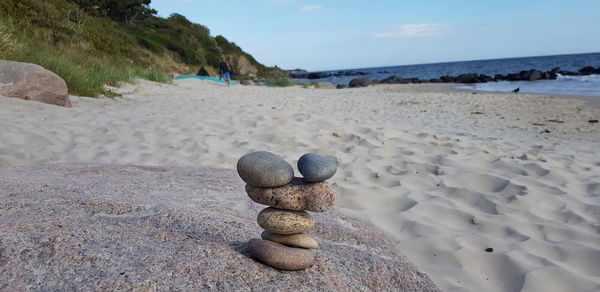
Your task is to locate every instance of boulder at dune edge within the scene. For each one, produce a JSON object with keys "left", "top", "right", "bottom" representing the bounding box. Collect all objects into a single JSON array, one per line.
[{"left": 0, "top": 60, "right": 71, "bottom": 107}]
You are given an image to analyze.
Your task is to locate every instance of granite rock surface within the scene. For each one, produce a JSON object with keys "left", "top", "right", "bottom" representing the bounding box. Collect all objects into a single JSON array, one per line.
[{"left": 0, "top": 164, "right": 440, "bottom": 292}]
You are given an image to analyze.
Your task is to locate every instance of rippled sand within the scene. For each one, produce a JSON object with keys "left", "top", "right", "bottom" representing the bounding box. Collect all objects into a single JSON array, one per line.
[{"left": 1, "top": 79, "right": 599, "bottom": 292}]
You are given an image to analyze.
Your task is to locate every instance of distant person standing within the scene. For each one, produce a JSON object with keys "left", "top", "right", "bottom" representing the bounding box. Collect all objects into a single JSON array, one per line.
[{"left": 218, "top": 58, "right": 233, "bottom": 87}]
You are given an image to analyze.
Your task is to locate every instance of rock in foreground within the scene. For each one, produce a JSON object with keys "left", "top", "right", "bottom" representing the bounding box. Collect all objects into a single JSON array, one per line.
[
  {"left": 0, "top": 164, "right": 440, "bottom": 291},
  {"left": 0, "top": 60, "right": 71, "bottom": 107}
]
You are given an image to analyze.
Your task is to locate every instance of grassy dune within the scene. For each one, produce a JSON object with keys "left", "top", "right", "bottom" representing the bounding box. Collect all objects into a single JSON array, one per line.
[{"left": 0, "top": 0, "right": 274, "bottom": 96}]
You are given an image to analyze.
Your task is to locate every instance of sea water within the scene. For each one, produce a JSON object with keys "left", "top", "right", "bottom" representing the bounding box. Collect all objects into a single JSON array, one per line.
[{"left": 295, "top": 52, "right": 600, "bottom": 97}]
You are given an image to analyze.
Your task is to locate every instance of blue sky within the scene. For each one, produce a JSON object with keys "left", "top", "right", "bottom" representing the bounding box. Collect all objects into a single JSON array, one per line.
[{"left": 150, "top": 0, "right": 600, "bottom": 71}]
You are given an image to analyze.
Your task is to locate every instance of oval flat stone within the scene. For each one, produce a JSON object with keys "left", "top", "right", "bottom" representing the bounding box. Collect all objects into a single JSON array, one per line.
[
  {"left": 237, "top": 151, "right": 294, "bottom": 187},
  {"left": 297, "top": 153, "right": 337, "bottom": 182},
  {"left": 257, "top": 207, "right": 315, "bottom": 234},
  {"left": 247, "top": 239, "right": 315, "bottom": 271},
  {"left": 246, "top": 178, "right": 336, "bottom": 212},
  {"left": 261, "top": 231, "right": 319, "bottom": 249}
]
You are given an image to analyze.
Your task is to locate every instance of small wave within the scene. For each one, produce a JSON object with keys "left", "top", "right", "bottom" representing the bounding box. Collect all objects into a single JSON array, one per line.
[{"left": 557, "top": 74, "right": 600, "bottom": 82}]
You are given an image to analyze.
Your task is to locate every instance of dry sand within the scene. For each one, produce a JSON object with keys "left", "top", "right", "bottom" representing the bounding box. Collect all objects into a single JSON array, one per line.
[{"left": 1, "top": 79, "right": 599, "bottom": 292}]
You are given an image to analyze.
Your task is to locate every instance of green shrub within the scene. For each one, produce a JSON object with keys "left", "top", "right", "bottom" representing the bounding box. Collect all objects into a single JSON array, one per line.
[
  {"left": 265, "top": 78, "right": 303, "bottom": 87},
  {"left": 136, "top": 69, "right": 171, "bottom": 83}
]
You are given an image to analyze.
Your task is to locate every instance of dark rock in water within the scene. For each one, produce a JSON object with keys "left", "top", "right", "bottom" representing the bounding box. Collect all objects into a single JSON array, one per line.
[
  {"left": 456, "top": 73, "right": 479, "bottom": 83},
  {"left": 307, "top": 72, "right": 331, "bottom": 79},
  {"left": 246, "top": 177, "right": 336, "bottom": 212},
  {"left": 558, "top": 70, "right": 580, "bottom": 76},
  {"left": 336, "top": 84, "right": 348, "bottom": 89},
  {"left": 237, "top": 151, "right": 294, "bottom": 187},
  {"left": 380, "top": 75, "right": 410, "bottom": 84},
  {"left": 349, "top": 78, "right": 375, "bottom": 88},
  {"left": 440, "top": 75, "right": 456, "bottom": 83},
  {"left": 247, "top": 239, "right": 315, "bottom": 270},
  {"left": 512, "top": 87, "right": 520, "bottom": 93},
  {"left": 506, "top": 73, "right": 523, "bottom": 81},
  {"left": 494, "top": 74, "right": 507, "bottom": 81},
  {"left": 478, "top": 74, "right": 494, "bottom": 82},
  {"left": 542, "top": 72, "right": 557, "bottom": 80},
  {"left": 522, "top": 69, "right": 543, "bottom": 81},
  {"left": 579, "top": 66, "right": 596, "bottom": 75},
  {"left": 550, "top": 67, "right": 561, "bottom": 74},
  {"left": 0, "top": 164, "right": 440, "bottom": 291},
  {"left": 298, "top": 153, "right": 337, "bottom": 182},
  {"left": 429, "top": 78, "right": 443, "bottom": 83}
]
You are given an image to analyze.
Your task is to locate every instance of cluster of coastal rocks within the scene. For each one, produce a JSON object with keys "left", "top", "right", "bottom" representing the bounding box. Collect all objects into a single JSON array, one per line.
[
  {"left": 237, "top": 151, "right": 337, "bottom": 270},
  {"left": 344, "top": 66, "right": 600, "bottom": 88},
  {"left": 289, "top": 65, "right": 600, "bottom": 88}
]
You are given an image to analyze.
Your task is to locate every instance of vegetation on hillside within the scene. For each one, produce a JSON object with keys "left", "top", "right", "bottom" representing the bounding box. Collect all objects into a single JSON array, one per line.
[{"left": 0, "top": 0, "right": 282, "bottom": 96}]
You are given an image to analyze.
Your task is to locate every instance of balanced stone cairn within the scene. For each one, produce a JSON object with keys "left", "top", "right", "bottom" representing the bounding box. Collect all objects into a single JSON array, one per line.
[{"left": 237, "top": 151, "right": 337, "bottom": 270}]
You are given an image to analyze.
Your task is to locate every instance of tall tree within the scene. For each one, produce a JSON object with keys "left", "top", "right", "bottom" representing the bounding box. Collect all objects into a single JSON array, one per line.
[{"left": 69, "top": 0, "right": 156, "bottom": 23}]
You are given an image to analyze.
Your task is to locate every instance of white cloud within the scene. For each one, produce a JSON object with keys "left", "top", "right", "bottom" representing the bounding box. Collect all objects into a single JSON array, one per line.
[
  {"left": 299, "top": 5, "right": 323, "bottom": 12},
  {"left": 375, "top": 23, "right": 447, "bottom": 39}
]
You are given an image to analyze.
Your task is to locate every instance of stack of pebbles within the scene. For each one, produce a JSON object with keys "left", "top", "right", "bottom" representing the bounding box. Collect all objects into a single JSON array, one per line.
[{"left": 237, "top": 151, "right": 337, "bottom": 270}]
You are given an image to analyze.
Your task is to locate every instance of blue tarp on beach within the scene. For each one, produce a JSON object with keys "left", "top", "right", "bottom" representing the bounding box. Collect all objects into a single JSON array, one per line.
[{"left": 175, "top": 75, "right": 237, "bottom": 86}]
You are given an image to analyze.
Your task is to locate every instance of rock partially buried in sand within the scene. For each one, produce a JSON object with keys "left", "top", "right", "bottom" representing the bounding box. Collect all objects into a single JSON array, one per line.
[
  {"left": 257, "top": 207, "right": 315, "bottom": 234},
  {"left": 247, "top": 239, "right": 315, "bottom": 270},
  {"left": 246, "top": 178, "right": 336, "bottom": 212},
  {"left": 261, "top": 231, "right": 319, "bottom": 249},
  {"left": 297, "top": 153, "right": 337, "bottom": 182},
  {"left": 0, "top": 60, "right": 72, "bottom": 107},
  {"left": 237, "top": 151, "right": 294, "bottom": 187}
]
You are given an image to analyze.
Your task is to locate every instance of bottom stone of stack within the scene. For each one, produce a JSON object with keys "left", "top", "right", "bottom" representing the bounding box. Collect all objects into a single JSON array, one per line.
[
  {"left": 247, "top": 238, "right": 315, "bottom": 270},
  {"left": 261, "top": 231, "right": 319, "bottom": 249}
]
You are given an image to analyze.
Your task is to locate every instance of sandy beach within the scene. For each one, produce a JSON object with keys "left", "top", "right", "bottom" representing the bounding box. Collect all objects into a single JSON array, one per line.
[{"left": 1, "top": 79, "right": 599, "bottom": 292}]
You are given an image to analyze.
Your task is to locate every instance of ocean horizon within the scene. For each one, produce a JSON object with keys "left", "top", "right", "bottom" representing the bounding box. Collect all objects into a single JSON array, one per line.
[{"left": 293, "top": 52, "right": 600, "bottom": 97}]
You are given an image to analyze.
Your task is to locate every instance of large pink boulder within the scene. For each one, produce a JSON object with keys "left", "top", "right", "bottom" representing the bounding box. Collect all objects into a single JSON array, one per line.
[
  {"left": 0, "top": 60, "right": 71, "bottom": 107},
  {"left": 0, "top": 164, "right": 440, "bottom": 291}
]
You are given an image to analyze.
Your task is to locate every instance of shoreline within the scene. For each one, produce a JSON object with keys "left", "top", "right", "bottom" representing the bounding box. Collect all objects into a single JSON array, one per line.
[{"left": 1, "top": 79, "right": 599, "bottom": 292}]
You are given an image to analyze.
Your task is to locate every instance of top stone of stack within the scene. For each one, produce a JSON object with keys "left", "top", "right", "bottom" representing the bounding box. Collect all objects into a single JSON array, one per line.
[
  {"left": 237, "top": 151, "right": 294, "bottom": 187},
  {"left": 297, "top": 153, "right": 337, "bottom": 182}
]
